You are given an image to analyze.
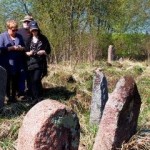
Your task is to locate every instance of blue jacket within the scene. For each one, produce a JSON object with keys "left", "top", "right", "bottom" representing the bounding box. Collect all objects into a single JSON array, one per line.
[{"left": 0, "top": 31, "right": 25, "bottom": 73}]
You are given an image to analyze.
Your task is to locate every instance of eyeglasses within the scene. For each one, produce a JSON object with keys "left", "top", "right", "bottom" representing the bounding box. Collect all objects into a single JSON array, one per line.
[
  {"left": 23, "top": 21, "right": 30, "bottom": 24},
  {"left": 11, "top": 29, "right": 18, "bottom": 32},
  {"left": 31, "top": 29, "right": 38, "bottom": 32}
]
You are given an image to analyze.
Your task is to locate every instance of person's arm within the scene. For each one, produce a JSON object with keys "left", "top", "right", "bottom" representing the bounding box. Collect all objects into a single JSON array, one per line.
[{"left": 37, "top": 35, "right": 51, "bottom": 56}]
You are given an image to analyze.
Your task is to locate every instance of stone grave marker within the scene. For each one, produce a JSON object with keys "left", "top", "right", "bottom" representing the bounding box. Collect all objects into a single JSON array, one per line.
[
  {"left": 0, "top": 66, "right": 7, "bottom": 108},
  {"left": 90, "top": 68, "right": 108, "bottom": 124},
  {"left": 17, "top": 99, "right": 80, "bottom": 150},
  {"left": 108, "top": 45, "right": 115, "bottom": 63},
  {"left": 93, "top": 76, "right": 141, "bottom": 150}
]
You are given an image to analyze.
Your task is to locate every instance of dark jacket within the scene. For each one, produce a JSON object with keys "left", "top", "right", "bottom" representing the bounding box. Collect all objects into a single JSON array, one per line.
[
  {"left": 26, "top": 34, "right": 51, "bottom": 74},
  {"left": 17, "top": 28, "right": 31, "bottom": 50}
]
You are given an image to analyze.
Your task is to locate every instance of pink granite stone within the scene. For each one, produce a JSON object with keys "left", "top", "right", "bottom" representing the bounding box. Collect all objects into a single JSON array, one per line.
[
  {"left": 93, "top": 76, "right": 141, "bottom": 150},
  {"left": 17, "top": 99, "right": 80, "bottom": 150}
]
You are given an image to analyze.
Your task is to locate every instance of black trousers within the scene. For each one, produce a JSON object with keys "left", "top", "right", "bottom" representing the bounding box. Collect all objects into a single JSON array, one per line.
[
  {"left": 28, "top": 69, "right": 43, "bottom": 100},
  {"left": 6, "top": 72, "right": 19, "bottom": 101}
]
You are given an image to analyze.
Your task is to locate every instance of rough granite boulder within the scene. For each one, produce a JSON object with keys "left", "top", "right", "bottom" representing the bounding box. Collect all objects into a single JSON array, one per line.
[
  {"left": 17, "top": 99, "right": 80, "bottom": 150},
  {"left": 93, "top": 76, "right": 141, "bottom": 150}
]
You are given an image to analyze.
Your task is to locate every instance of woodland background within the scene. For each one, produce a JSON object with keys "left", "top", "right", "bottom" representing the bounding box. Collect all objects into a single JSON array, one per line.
[
  {"left": 0, "top": 1, "right": 150, "bottom": 149},
  {"left": 0, "top": 0, "right": 150, "bottom": 63}
]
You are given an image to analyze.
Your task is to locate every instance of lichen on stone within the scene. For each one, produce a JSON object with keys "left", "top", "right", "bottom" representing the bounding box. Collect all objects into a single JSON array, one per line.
[{"left": 51, "top": 114, "right": 77, "bottom": 129}]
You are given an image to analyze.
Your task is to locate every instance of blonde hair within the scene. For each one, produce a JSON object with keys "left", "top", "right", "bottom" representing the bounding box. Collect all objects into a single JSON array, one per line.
[{"left": 6, "top": 19, "right": 18, "bottom": 29}]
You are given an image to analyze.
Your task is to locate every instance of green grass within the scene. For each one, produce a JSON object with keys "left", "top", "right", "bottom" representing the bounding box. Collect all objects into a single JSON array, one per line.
[
  {"left": 0, "top": 60, "right": 149, "bottom": 149},
  {"left": 0, "top": 139, "right": 15, "bottom": 150},
  {"left": 137, "top": 75, "right": 150, "bottom": 127}
]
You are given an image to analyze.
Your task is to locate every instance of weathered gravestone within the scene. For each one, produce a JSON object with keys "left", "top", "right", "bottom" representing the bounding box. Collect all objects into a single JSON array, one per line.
[
  {"left": 0, "top": 66, "right": 7, "bottom": 108},
  {"left": 108, "top": 45, "right": 115, "bottom": 63},
  {"left": 17, "top": 99, "right": 80, "bottom": 150},
  {"left": 93, "top": 76, "right": 141, "bottom": 150},
  {"left": 90, "top": 68, "right": 108, "bottom": 124}
]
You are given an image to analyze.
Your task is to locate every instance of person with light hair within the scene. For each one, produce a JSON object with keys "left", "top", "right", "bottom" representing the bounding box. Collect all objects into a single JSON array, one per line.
[{"left": 0, "top": 19, "right": 26, "bottom": 103}]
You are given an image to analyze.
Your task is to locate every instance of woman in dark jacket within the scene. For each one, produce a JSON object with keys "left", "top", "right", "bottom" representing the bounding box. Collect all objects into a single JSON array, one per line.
[{"left": 26, "top": 21, "right": 51, "bottom": 102}]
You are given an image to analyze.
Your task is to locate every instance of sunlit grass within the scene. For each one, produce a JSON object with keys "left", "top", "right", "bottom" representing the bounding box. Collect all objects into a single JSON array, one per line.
[{"left": 0, "top": 59, "right": 149, "bottom": 149}]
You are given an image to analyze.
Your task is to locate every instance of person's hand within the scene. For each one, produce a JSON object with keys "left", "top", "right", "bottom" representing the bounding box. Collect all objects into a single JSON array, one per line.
[
  {"left": 8, "top": 46, "right": 16, "bottom": 51},
  {"left": 26, "top": 50, "right": 34, "bottom": 56},
  {"left": 37, "top": 50, "right": 46, "bottom": 55},
  {"left": 16, "top": 45, "right": 25, "bottom": 51},
  {"left": 8, "top": 45, "right": 24, "bottom": 51}
]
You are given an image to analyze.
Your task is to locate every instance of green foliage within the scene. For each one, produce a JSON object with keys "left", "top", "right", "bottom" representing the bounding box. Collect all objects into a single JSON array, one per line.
[
  {"left": 137, "top": 75, "right": 150, "bottom": 126},
  {"left": 133, "top": 66, "right": 144, "bottom": 75},
  {"left": 0, "top": 139, "right": 15, "bottom": 150},
  {"left": 0, "top": 0, "right": 149, "bottom": 61},
  {"left": 112, "top": 33, "right": 147, "bottom": 58}
]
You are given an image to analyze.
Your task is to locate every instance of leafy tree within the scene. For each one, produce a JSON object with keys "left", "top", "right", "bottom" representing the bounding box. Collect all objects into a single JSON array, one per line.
[{"left": 0, "top": 0, "right": 149, "bottom": 61}]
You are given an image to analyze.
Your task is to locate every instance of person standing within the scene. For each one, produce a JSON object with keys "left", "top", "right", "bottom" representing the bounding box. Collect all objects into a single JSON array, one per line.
[
  {"left": 26, "top": 20, "right": 51, "bottom": 103},
  {"left": 0, "top": 19, "right": 26, "bottom": 103},
  {"left": 18, "top": 15, "right": 34, "bottom": 49},
  {"left": 17, "top": 15, "right": 34, "bottom": 98}
]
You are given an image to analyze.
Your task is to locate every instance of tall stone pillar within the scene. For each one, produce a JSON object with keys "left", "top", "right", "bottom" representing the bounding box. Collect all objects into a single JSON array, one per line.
[
  {"left": 108, "top": 45, "right": 115, "bottom": 63},
  {"left": 90, "top": 68, "right": 108, "bottom": 124}
]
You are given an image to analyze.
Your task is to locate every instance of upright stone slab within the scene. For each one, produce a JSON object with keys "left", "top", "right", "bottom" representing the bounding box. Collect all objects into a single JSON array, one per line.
[
  {"left": 108, "top": 45, "right": 115, "bottom": 63},
  {"left": 90, "top": 69, "right": 108, "bottom": 124},
  {"left": 17, "top": 99, "right": 80, "bottom": 150},
  {"left": 0, "top": 66, "right": 7, "bottom": 108},
  {"left": 93, "top": 76, "right": 141, "bottom": 150}
]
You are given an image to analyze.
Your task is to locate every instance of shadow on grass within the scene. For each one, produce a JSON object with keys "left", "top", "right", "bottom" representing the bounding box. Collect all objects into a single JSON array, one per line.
[
  {"left": 43, "top": 86, "right": 76, "bottom": 101},
  {"left": 0, "top": 86, "right": 76, "bottom": 119}
]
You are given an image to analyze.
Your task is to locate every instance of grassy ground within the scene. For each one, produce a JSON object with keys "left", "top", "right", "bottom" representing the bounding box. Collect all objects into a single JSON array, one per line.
[{"left": 0, "top": 59, "right": 149, "bottom": 150}]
